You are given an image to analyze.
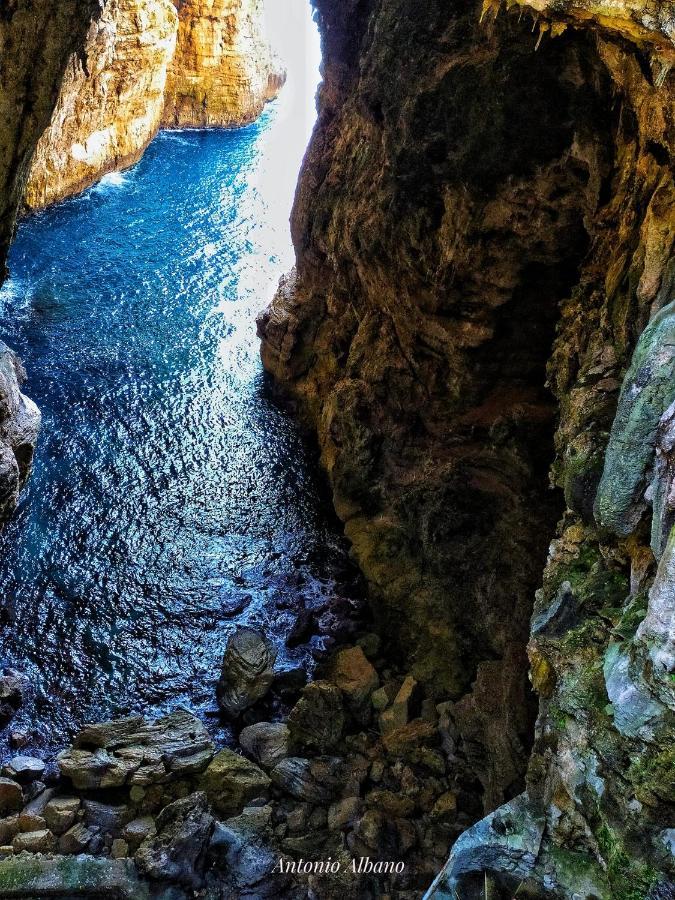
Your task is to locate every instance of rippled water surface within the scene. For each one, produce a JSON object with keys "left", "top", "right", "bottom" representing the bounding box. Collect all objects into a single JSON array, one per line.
[{"left": 0, "top": 32, "right": 355, "bottom": 753}]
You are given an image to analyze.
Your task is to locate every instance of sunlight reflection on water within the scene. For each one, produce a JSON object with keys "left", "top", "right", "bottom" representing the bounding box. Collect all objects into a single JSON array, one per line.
[{"left": 0, "top": 1, "right": 358, "bottom": 757}]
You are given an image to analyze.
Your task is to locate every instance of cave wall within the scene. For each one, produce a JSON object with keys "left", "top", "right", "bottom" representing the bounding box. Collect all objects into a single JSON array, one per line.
[
  {"left": 259, "top": 0, "right": 675, "bottom": 895},
  {"left": 24, "top": 0, "right": 285, "bottom": 210},
  {"left": 24, "top": 0, "right": 178, "bottom": 210}
]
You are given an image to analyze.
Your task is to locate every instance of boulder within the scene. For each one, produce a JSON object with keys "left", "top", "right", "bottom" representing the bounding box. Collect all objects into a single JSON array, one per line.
[
  {"left": 379, "top": 675, "right": 417, "bottom": 734},
  {"left": 209, "top": 807, "right": 279, "bottom": 895},
  {"left": 271, "top": 757, "right": 343, "bottom": 803},
  {"left": 0, "top": 779, "right": 22, "bottom": 815},
  {"left": 123, "top": 816, "right": 157, "bottom": 851},
  {"left": 287, "top": 681, "right": 345, "bottom": 751},
  {"left": 217, "top": 628, "right": 276, "bottom": 717},
  {"left": 16, "top": 812, "right": 45, "bottom": 832},
  {"left": 0, "top": 675, "right": 24, "bottom": 722},
  {"left": 58, "top": 709, "right": 214, "bottom": 790},
  {"left": 239, "top": 722, "right": 290, "bottom": 769},
  {"left": 199, "top": 749, "right": 270, "bottom": 818},
  {"left": 328, "top": 797, "right": 362, "bottom": 831},
  {"left": 382, "top": 719, "right": 436, "bottom": 755},
  {"left": 43, "top": 796, "right": 80, "bottom": 835},
  {"left": 3, "top": 756, "right": 44, "bottom": 784},
  {"left": 59, "top": 822, "right": 93, "bottom": 854},
  {"left": 135, "top": 792, "right": 214, "bottom": 889},
  {"left": 12, "top": 828, "right": 56, "bottom": 853},
  {"left": 82, "top": 799, "right": 132, "bottom": 835},
  {"left": 331, "top": 646, "right": 379, "bottom": 706}
]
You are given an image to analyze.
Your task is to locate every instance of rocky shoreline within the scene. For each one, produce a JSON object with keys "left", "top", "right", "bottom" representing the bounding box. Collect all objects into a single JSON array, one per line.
[{"left": 0, "top": 623, "right": 487, "bottom": 898}]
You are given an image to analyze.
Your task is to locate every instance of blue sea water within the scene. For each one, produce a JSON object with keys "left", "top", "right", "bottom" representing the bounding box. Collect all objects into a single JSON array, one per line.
[{"left": 0, "top": 51, "right": 356, "bottom": 754}]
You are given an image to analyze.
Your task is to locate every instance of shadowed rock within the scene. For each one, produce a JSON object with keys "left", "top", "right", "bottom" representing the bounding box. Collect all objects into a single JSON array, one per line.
[{"left": 216, "top": 628, "right": 277, "bottom": 718}]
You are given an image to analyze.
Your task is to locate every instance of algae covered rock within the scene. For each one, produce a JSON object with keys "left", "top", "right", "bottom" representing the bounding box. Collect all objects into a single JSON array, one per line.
[
  {"left": 595, "top": 300, "right": 675, "bottom": 537},
  {"left": 199, "top": 749, "right": 270, "bottom": 818}
]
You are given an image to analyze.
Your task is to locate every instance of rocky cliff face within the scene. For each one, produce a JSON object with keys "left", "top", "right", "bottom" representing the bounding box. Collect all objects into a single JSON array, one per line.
[
  {"left": 24, "top": 0, "right": 284, "bottom": 210},
  {"left": 0, "top": 0, "right": 98, "bottom": 521},
  {"left": 162, "top": 0, "right": 285, "bottom": 128},
  {"left": 259, "top": 0, "right": 675, "bottom": 895},
  {"left": 24, "top": 0, "right": 178, "bottom": 210}
]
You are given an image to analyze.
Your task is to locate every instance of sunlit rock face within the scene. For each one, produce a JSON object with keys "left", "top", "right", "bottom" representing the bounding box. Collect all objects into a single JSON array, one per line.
[
  {"left": 0, "top": 0, "right": 96, "bottom": 520},
  {"left": 162, "top": 0, "right": 286, "bottom": 128},
  {"left": 24, "top": 0, "right": 178, "bottom": 210},
  {"left": 24, "top": 0, "right": 285, "bottom": 210},
  {"left": 0, "top": 0, "right": 98, "bottom": 264},
  {"left": 260, "top": 0, "right": 675, "bottom": 893}
]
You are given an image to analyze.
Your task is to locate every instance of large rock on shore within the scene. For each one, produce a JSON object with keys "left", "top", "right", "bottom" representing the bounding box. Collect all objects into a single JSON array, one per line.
[
  {"left": 57, "top": 709, "right": 214, "bottom": 790},
  {"left": 217, "top": 628, "right": 277, "bottom": 717}
]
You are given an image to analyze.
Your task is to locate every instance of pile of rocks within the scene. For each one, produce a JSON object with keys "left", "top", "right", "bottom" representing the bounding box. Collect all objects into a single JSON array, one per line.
[{"left": 0, "top": 631, "right": 479, "bottom": 897}]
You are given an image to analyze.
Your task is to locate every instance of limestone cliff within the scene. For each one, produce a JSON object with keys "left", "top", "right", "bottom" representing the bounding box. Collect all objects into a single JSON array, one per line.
[
  {"left": 24, "top": 0, "right": 178, "bottom": 210},
  {"left": 0, "top": 0, "right": 97, "bottom": 521},
  {"left": 162, "top": 0, "right": 286, "bottom": 128},
  {"left": 24, "top": 0, "right": 285, "bottom": 210},
  {"left": 259, "top": 0, "right": 675, "bottom": 895}
]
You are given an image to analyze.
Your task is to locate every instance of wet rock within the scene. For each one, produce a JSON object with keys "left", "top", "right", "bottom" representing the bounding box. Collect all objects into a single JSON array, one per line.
[
  {"left": 0, "top": 779, "right": 22, "bottom": 815},
  {"left": 135, "top": 791, "right": 214, "bottom": 889},
  {"left": 59, "top": 822, "right": 93, "bottom": 854},
  {"left": 199, "top": 749, "right": 270, "bottom": 818},
  {"left": 531, "top": 581, "right": 579, "bottom": 638},
  {"left": 288, "top": 681, "right": 345, "bottom": 751},
  {"left": 239, "top": 722, "right": 290, "bottom": 769},
  {"left": 0, "top": 853, "right": 148, "bottom": 898},
  {"left": 58, "top": 709, "right": 214, "bottom": 789},
  {"left": 273, "top": 666, "right": 308, "bottom": 700},
  {"left": 286, "top": 608, "right": 315, "bottom": 648},
  {"left": 217, "top": 628, "right": 277, "bottom": 717},
  {"left": 12, "top": 828, "right": 56, "bottom": 853},
  {"left": 43, "top": 796, "right": 80, "bottom": 835},
  {"left": 123, "top": 816, "right": 157, "bottom": 851},
  {"left": 82, "top": 799, "right": 132, "bottom": 836},
  {"left": 3, "top": 755, "right": 45, "bottom": 784},
  {"left": 209, "top": 805, "right": 277, "bottom": 890},
  {"left": 637, "top": 528, "right": 675, "bottom": 697},
  {"left": 331, "top": 646, "right": 379, "bottom": 706},
  {"left": 0, "top": 676, "right": 24, "bottom": 727},
  {"left": 426, "top": 794, "right": 609, "bottom": 899},
  {"left": 379, "top": 675, "right": 417, "bottom": 734},
  {"left": 271, "top": 757, "right": 342, "bottom": 803}
]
